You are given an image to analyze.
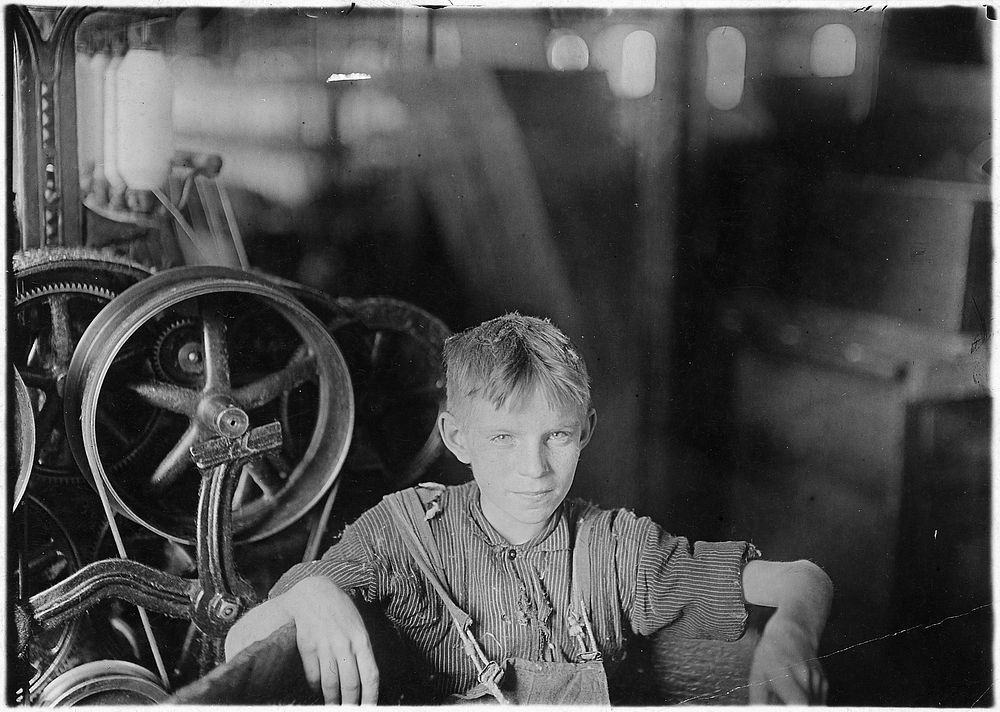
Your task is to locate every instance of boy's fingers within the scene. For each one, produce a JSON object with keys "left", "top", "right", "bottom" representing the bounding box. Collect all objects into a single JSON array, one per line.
[
  {"left": 769, "top": 668, "right": 810, "bottom": 705},
  {"left": 355, "top": 639, "right": 381, "bottom": 705},
  {"left": 748, "top": 682, "right": 767, "bottom": 705},
  {"left": 336, "top": 651, "right": 363, "bottom": 705},
  {"left": 300, "top": 650, "right": 322, "bottom": 695},
  {"left": 808, "top": 663, "right": 828, "bottom": 704},
  {"left": 296, "top": 626, "right": 326, "bottom": 696},
  {"left": 320, "top": 648, "right": 343, "bottom": 704}
]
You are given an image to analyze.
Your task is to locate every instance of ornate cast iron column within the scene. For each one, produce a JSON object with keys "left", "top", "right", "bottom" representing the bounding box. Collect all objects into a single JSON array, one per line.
[{"left": 9, "top": 6, "right": 92, "bottom": 250}]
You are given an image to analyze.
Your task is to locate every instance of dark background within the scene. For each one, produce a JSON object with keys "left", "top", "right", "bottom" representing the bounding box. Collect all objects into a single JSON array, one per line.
[{"left": 10, "top": 5, "right": 992, "bottom": 706}]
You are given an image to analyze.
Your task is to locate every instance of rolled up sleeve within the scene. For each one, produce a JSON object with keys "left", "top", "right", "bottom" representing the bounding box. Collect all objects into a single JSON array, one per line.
[
  {"left": 630, "top": 522, "right": 761, "bottom": 641},
  {"left": 268, "top": 511, "right": 385, "bottom": 601}
]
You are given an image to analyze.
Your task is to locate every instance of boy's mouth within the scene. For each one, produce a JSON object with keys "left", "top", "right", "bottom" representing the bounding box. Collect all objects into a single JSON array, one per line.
[{"left": 511, "top": 489, "right": 552, "bottom": 499}]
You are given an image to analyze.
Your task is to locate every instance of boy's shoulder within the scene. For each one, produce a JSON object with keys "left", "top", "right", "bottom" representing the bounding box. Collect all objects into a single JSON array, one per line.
[
  {"left": 339, "top": 482, "right": 476, "bottom": 553},
  {"left": 563, "top": 496, "right": 656, "bottom": 542},
  {"left": 370, "top": 480, "right": 477, "bottom": 522}
]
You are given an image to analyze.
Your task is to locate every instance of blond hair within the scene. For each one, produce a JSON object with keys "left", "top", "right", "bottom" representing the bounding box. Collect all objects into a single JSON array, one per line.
[{"left": 443, "top": 313, "right": 590, "bottom": 414}]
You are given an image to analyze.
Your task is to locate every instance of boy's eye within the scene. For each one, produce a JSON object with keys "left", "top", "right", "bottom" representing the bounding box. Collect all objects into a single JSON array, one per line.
[
  {"left": 548, "top": 431, "right": 572, "bottom": 442},
  {"left": 490, "top": 434, "right": 512, "bottom": 444}
]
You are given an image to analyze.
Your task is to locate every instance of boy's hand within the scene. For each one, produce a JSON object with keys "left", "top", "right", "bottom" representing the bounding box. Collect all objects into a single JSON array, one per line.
[
  {"left": 224, "top": 576, "right": 379, "bottom": 704},
  {"left": 749, "top": 616, "right": 828, "bottom": 704}
]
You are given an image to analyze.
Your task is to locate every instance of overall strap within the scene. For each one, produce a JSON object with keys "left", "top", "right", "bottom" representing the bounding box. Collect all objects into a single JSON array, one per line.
[
  {"left": 571, "top": 512, "right": 595, "bottom": 611},
  {"left": 568, "top": 509, "right": 602, "bottom": 661},
  {"left": 383, "top": 489, "right": 469, "bottom": 628},
  {"left": 383, "top": 490, "right": 508, "bottom": 703}
]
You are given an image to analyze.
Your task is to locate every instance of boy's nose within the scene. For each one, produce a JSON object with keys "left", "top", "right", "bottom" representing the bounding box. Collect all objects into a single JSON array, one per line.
[{"left": 517, "top": 442, "right": 549, "bottom": 477}]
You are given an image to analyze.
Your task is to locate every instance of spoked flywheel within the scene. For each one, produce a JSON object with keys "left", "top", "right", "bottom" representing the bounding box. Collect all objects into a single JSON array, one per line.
[
  {"left": 327, "top": 297, "right": 450, "bottom": 487},
  {"left": 63, "top": 266, "right": 355, "bottom": 545},
  {"left": 11, "top": 248, "right": 153, "bottom": 486}
]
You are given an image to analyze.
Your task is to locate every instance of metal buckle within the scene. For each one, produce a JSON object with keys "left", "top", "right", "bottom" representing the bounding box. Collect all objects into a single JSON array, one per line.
[{"left": 477, "top": 660, "right": 504, "bottom": 687}]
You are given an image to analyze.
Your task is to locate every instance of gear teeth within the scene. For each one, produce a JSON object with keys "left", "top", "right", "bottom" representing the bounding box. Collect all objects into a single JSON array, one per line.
[
  {"left": 14, "top": 281, "right": 125, "bottom": 485},
  {"left": 15, "top": 281, "right": 118, "bottom": 306}
]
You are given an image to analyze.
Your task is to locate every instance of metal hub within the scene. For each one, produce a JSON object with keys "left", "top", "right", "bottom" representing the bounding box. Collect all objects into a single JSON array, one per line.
[{"left": 153, "top": 319, "right": 205, "bottom": 387}]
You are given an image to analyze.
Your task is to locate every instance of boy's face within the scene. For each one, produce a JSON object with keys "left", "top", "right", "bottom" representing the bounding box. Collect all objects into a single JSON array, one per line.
[{"left": 439, "top": 386, "right": 596, "bottom": 544}]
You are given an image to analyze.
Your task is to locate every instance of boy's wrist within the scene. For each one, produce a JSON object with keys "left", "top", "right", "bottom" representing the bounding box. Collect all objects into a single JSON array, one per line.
[{"left": 762, "top": 606, "right": 822, "bottom": 650}]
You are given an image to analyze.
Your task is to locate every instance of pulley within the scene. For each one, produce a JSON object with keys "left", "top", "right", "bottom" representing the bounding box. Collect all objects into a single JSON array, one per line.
[
  {"left": 62, "top": 266, "right": 355, "bottom": 544},
  {"left": 14, "top": 496, "right": 85, "bottom": 701},
  {"left": 35, "top": 660, "right": 168, "bottom": 706},
  {"left": 13, "top": 366, "right": 35, "bottom": 510}
]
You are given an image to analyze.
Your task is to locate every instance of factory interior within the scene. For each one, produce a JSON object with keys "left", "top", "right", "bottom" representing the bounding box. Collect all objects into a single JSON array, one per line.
[{"left": 7, "top": 3, "right": 992, "bottom": 707}]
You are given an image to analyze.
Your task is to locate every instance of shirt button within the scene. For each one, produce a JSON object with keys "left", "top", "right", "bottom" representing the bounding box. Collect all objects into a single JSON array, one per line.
[{"left": 507, "top": 549, "right": 517, "bottom": 560}]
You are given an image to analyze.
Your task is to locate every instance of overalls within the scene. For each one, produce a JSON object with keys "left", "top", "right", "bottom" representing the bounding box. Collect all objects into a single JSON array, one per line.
[{"left": 384, "top": 489, "right": 611, "bottom": 705}]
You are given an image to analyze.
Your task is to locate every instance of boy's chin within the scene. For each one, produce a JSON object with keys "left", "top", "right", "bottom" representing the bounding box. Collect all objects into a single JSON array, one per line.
[{"left": 506, "top": 491, "right": 562, "bottom": 513}]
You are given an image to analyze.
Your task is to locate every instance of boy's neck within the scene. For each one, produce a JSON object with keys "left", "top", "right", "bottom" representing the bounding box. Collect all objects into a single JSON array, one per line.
[{"left": 477, "top": 496, "right": 557, "bottom": 545}]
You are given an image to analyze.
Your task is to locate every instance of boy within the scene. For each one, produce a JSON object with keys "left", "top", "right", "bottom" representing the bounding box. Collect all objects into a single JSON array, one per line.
[{"left": 226, "top": 313, "right": 832, "bottom": 705}]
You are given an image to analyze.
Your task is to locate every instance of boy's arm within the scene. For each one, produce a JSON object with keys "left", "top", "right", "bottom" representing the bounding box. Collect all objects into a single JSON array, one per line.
[
  {"left": 741, "top": 559, "right": 833, "bottom": 704},
  {"left": 224, "top": 576, "right": 379, "bottom": 705}
]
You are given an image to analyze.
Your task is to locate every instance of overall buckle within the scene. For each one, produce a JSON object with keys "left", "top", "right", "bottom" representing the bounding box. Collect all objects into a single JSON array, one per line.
[{"left": 477, "top": 660, "right": 504, "bottom": 687}]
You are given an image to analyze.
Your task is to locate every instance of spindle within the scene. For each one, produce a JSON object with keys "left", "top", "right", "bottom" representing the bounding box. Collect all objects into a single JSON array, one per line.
[
  {"left": 117, "top": 20, "right": 174, "bottom": 204},
  {"left": 103, "top": 32, "right": 127, "bottom": 209}
]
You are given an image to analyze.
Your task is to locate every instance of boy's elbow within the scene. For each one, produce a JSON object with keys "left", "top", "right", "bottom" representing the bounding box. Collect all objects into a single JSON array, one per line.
[
  {"left": 744, "top": 558, "right": 833, "bottom": 609},
  {"left": 789, "top": 559, "right": 832, "bottom": 589},
  {"left": 794, "top": 560, "right": 834, "bottom": 609}
]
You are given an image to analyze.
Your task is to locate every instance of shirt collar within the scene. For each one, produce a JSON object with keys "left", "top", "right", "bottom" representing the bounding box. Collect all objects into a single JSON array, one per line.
[{"left": 464, "top": 482, "right": 571, "bottom": 553}]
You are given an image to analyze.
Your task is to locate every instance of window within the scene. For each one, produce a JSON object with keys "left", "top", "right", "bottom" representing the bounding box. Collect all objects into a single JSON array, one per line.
[
  {"left": 705, "top": 26, "right": 746, "bottom": 110},
  {"left": 617, "top": 30, "right": 656, "bottom": 98},
  {"left": 810, "top": 24, "right": 856, "bottom": 77},
  {"left": 546, "top": 30, "right": 589, "bottom": 71},
  {"left": 593, "top": 25, "right": 657, "bottom": 98}
]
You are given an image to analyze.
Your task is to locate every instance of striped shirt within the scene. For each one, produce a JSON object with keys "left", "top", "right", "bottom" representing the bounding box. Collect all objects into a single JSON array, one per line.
[{"left": 270, "top": 481, "right": 758, "bottom": 699}]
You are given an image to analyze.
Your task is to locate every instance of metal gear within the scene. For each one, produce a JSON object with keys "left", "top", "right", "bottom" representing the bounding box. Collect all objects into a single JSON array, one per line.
[
  {"left": 17, "top": 280, "right": 168, "bottom": 486},
  {"left": 15, "top": 281, "right": 122, "bottom": 484},
  {"left": 12, "top": 249, "right": 152, "bottom": 486}
]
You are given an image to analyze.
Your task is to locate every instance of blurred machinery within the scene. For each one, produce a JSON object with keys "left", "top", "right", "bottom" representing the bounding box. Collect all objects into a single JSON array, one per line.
[{"left": 9, "top": 7, "right": 454, "bottom": 703}]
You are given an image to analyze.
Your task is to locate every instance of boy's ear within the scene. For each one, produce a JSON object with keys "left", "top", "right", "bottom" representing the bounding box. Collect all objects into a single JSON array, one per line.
[
  {"left": 438, "top": 410, "right": 472, "bottom": 464},
  {"left": 580, "top": 408, "right": 597, "bottom": 449}
]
